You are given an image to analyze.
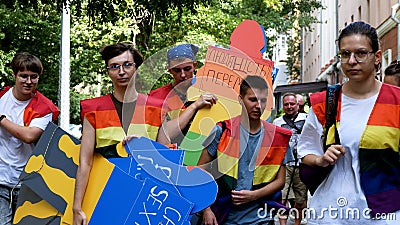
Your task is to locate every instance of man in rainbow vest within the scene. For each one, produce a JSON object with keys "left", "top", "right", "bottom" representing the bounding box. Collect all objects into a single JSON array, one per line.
[
  {"left": 0, "top": 52, "right": 60, "bottom": 225},
  {"left": 73, "top": 43, "right": 165, "bottom": 225},
  {"left": 197, "top": 75, "right": 292, "bottom": 225},
  {"left": 151, "top": 44, "right": 218, "bottom": 146}
]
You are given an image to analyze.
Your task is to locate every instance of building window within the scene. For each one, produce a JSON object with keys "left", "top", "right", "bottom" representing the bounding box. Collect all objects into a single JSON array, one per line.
[{"left": 381, "top": 49, "right": 393, "bottom": 81}]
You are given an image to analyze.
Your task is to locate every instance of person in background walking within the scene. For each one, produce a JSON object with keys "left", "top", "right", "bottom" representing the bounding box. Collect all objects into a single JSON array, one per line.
[
  {"left": 273, "top": 93, "right": 308, "bottom": 225},
  {"left": 296, "top": 94, "right": 307, "bottom": 113},
  {"left": 383, "top": 60, "right": 400, "bottom": 87}
]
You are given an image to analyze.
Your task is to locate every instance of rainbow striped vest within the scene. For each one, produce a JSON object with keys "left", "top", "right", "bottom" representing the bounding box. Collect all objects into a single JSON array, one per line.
[
  {"left": 216, "top": 115, "right": 291, "bottom": 191},
  {"left": 80, "top": 93, "right": 164, "bottom": 158},
  {"left": 0, "top": 86, "right": 60, "bottom": 126},
  {"left": 311, "top": 83, "right": 400, "bottom": 215}
]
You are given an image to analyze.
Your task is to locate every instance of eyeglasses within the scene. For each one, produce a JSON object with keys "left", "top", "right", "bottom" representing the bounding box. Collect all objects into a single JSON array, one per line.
[
  {"left": 170, "top": 66, "right": 193, "bottom": 73},
  {"left": 107, "top": 62, "right": 135, "bottom": 72},
  {"left": 338, "top": 50, "right": 375, "bottom": 63},
  {"left": 17, "top": 73, "right": 39, "bottom": 83}
]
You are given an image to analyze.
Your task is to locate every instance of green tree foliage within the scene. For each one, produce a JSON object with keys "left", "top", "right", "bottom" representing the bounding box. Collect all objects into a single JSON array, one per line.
[
  {"left": 0, "top": 3, "right": 61, "bottom": 101},
  {"left": 0, "top": 0, "right": 322, "bottom": 124}
]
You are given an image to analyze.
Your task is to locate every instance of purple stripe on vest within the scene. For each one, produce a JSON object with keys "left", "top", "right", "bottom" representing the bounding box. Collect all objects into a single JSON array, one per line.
[{"left": 367, "top": 188, "right": 400, "bottom": 216}]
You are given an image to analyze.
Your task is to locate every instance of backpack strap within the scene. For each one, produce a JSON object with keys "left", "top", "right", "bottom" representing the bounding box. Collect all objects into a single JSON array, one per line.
[
  {"left": 282, "top": 113, "right": 302, "bottom": 134},
  {"left": 219, "top": 120, "right": 227, "bottom": 134},
  {"left": 323, "top": 84, "right": 341, "bottom": 150}
]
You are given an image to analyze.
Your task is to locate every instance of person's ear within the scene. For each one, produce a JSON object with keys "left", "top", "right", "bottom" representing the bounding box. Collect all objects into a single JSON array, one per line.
[{"left": 374, "top": 50, "right": 382, "bottom": 68}]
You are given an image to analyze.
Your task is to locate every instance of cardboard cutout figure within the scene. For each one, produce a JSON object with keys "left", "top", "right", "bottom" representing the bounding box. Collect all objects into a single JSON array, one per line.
[{"left": 181, "top": 20, "right": 275, "bottom": 165}]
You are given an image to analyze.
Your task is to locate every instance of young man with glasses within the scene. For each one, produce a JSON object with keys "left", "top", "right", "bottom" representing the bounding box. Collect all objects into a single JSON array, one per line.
[
  {"left": 73, "top": 43, "right": 166, "bottom": 225},
  {"left": 0, "top": 52, "right": 59, "bottom": 224},
  {"left": 151, "top": 44, "right": 218, "bottom": 146}
]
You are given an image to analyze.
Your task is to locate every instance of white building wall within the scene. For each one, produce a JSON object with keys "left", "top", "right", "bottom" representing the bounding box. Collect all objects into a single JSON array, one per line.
[
  {"left": 320, "top": 0, "right": 338, "bottom": 66},
  {"left": 272, "top": 33, "right": 289, "bottom": 87},
  {"left": 301, "top": 0, "right": 338, "bottom": 83},
  {"left": 301, "top": 0, "right": 398, "bottom": 82}
]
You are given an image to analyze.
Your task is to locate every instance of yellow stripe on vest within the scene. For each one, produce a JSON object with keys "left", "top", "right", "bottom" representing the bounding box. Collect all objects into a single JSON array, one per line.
[
  {"left": 253, "top": 165, "right": 281, "bottom": 184},
  {"left": 126, "top": 124, "right": 159, "bottom": 141},
  {"left": 217, "top": 151, "right": 239, "bottom": 179},
  {"left": 360, "top": 125, "right": 400, "bottom": 151},
  {"left": 96, "top": 124, "right": 160, "bottom": 148}
]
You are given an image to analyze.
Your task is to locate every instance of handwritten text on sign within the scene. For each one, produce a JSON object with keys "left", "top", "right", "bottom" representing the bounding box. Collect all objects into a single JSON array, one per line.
[
  {"left": 128, "top": 178, "right": 192, "bottom": 225},
  {"left": 196, "top": 46, "right": 273, "bottom": 93}
]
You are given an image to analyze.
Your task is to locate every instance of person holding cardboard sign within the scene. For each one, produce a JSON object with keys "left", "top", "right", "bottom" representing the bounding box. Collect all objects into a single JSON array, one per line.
[
  {"left": 0, "top": 52, "right": 60, "bottom": 225},
  {"left": 73, "top": 42, "right": 165, "bottom": 225},
  {"left": 197, "top": 75, "right": 291, "bottom": 225},
  {"left": 152, "top": 44, "right": 218, "bottom": 146}
]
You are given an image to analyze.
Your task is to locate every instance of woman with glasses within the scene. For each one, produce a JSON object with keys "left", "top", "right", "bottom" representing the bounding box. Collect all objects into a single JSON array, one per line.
[
  {"left": 72, "top": 43, "right": 165, "bottom": 225},
  {"left": 298, "top": 21, "right": 400, "bottom": 224},
  {"left": 0, "top": 52, "right": 59, "bottom": 224},
  {"left": 384, "top": 60, "right": 400, "bottom": 87}
]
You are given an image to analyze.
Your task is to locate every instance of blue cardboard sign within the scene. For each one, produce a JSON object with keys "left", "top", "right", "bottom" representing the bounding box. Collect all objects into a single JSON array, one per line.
[{"left": 125, "top": 178, "right": 193, "bottom": 225}]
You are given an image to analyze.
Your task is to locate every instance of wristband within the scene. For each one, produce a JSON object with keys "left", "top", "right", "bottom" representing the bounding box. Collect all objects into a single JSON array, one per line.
[{"left": 0, "top": 115, "right": 5, "bottom": 126}]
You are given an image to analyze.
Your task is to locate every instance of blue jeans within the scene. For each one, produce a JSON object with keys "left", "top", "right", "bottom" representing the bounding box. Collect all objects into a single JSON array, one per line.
[{"left": 0, "top": 185, "right": 19, "bottom": 225}]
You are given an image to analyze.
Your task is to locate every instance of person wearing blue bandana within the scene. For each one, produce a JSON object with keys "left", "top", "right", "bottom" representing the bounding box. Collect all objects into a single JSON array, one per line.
[
  {"left": 149, "top": 43, "right": 199, "bottom": 103},
  {"left": 152, "top": 44, "right": 218, "bottom": 147}
]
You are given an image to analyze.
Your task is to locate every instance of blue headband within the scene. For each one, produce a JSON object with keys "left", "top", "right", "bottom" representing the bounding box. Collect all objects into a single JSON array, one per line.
[{"left": 167, "top": 44, "right": 199, "bottom": 66}]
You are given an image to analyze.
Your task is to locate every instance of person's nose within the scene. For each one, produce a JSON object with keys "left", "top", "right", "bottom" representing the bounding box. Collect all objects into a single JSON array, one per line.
[
  {"left": 25, "top": 76, "right": 34, "bottom": 84},
  {"left": 179, "top": 69, "right": 187, "bottom": 77},
  {"left": 256, "top": 100, "right": 261, "bottom": 109},
  {"left": 348, "top": 52, "right": 358, "bottom": 64},
  {"left": 118, "top": 66, "right": 127, "bottom": 75}
]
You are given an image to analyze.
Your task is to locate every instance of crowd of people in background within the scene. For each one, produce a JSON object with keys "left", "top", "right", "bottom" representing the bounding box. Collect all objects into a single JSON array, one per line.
[{"left": 0, "top": 20, "right": 399, "bottom": 225}]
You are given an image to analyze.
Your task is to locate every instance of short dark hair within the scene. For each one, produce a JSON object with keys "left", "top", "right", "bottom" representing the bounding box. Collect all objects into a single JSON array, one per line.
[
  {"left": 100, "top": 42, "right": 143, "bottom": 68},
  {"left": 384, "top": 60, "right": 400, "bottom": 86},
  {"left": 239, "top": 75, "right": 269, "bottom": 96},
  {"left": 10, "top": 52, "right": 43, "bottom": 75},
  {"left": 337, "top": 21, "right": 380, "bottom": 52},
  {"left": 385, "top": 60, "right": 400, "bottom": 76},
  {"left": 282, "top": 93, "right": 297, "bottom": 102}
]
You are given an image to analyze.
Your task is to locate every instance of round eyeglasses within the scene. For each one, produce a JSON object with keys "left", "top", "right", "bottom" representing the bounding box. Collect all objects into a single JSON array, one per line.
[
  {"left": 17, "top": 73, "right": 39, "bottom": 83},
  {"left": 338, "top": 50, "right": 375, "bottom": 64},
  {"left": 107, "top": 62, "right": 135, "bottom": 72}
]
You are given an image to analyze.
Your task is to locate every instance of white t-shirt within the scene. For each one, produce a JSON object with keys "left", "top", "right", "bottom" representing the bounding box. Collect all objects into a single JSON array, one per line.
[
  {"left": 273, "top": 112, "right": 307, "bottom": 166},
  {"left": 0, "top": 88, "right": 52, "bottom": 187},
  {"left": 298, "top": 92, "right": 400, "bottom": 224}
]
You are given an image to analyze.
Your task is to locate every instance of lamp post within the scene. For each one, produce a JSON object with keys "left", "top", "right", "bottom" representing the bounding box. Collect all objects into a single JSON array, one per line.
[{"left": 59, "top": 2, "right": 70, "bottom": 130}]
